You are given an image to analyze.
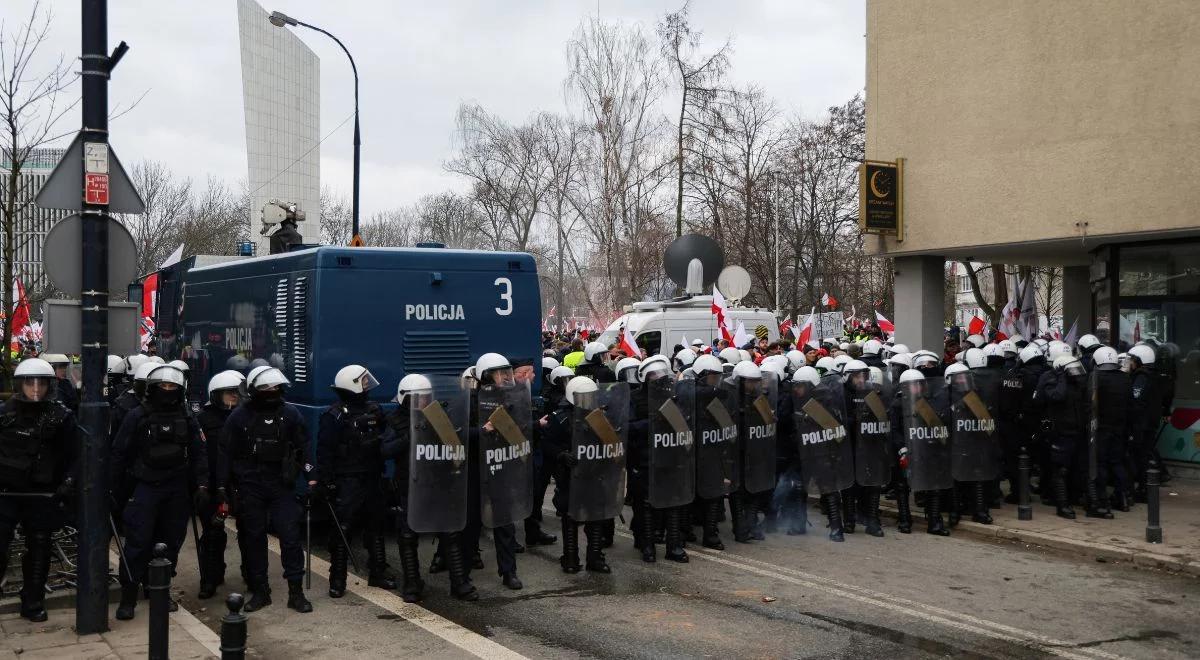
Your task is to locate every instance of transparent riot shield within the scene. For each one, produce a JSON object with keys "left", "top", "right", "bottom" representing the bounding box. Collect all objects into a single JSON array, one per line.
[
  {"left": 794, "top": 380, "right": 853, "bottom": 495},
  {"left": 407, "top": 375, "right": 470, "bottom": 533},
  {"left": 853, "top": 382, "right": 893, "bottom": 487},
  {"left": 1088, "top": 369, "right": 1099, "bottom": 483},
  {"left": 902, "top": 386, "right": 953, "bottom": 492},
  {"left": 740, "top": 377, "right": 778, "bottom": 494},
  {"left": 692, "top": 381, "right": 739, "bottom": 499},
  {"left": 647, "top": 376, "right": 695, "bottom": 509},
  {"left": 477, "top": 382, "right": 534, "bottom": 528},
  {"left": 949, "top": 371, "right": 1001, "bottom": 481},
  {"left": 569, "top": 382, "right": 629, "bottom": 522}
]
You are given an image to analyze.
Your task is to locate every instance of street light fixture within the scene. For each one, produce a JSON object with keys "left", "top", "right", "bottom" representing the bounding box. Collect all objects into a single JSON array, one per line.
[{"left": 267, "top": 9, "right": 362, "bottom": 245}]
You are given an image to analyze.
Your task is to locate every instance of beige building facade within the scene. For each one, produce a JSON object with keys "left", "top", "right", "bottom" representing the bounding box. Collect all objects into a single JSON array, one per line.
[{"left": 865, "top": 0, "right": 1200, "bottom": 463}]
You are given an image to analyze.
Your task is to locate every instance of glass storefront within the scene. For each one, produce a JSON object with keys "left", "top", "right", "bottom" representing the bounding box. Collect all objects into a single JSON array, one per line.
[{"left": 1097, "top": 240, "right": 1200, "bottom": 464}]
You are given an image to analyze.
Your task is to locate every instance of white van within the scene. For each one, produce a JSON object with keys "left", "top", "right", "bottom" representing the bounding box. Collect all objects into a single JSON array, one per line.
[{"left": 596, "top": 296, "right": 779, "bottom": 357}]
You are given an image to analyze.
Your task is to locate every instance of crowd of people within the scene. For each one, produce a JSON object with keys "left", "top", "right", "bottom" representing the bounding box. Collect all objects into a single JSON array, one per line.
[{"left": 0, "top": 324, "right": 1175, "bottom": 624}]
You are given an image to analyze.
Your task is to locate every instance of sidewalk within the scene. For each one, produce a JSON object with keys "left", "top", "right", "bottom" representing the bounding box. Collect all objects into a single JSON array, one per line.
[
  {"left": 880, "top": 477, "right": 1200, "bottom": 577},
  {"left": 0, "top": 592, "right": 222, "bottom": 660}
]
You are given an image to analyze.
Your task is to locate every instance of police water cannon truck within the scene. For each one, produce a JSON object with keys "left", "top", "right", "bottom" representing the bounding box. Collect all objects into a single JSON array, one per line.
[{"left": 146, "top": 244, "right": 541, "bottom": 437}]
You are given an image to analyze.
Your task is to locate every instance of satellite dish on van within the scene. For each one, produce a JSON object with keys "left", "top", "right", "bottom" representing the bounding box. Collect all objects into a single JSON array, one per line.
[
  {"left": 664, "top": 233, "right": 723, "bottom": 295},
  {"left": 717, "top": 266, "right": 752, "bottom": 302}
]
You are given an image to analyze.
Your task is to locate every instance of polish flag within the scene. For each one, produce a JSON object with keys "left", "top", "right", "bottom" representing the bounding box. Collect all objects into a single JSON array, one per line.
[
  {"left": 712, "top": 286, "right": 728, "bottom": 324},
  {"left": 581, "top": 328, "right": 590, "bottom": 341},
  {"left": 821, "top": 292, "right": 839, "bottom": 310},
  {"left": 619, "top": 326, "right": 640, "bottom": 358},
  {"left": 9, "top": 277, "right": 30, "bottom": 338},
  {"left": 795, "top": 308, "right": 816, "bottom": 348},
  {"left": 733, "top": 321, "right": 751, "bottom": 348},
  {"left": 778, "top": 316, "right": 794, "bottom": 338},
  {"left": 875, "top": 311, "right": 895, "bottom": 334},
  {"left": 967, "top": 315, "right": 986, "bottom": 337}
]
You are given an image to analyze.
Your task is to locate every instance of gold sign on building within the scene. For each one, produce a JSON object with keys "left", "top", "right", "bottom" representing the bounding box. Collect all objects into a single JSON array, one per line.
[{"left": 859, "top": 158, "right": 904, "bottom": 240}]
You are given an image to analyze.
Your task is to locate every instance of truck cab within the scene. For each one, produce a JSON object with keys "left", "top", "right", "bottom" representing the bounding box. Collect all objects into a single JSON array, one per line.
[{"left": 596, "top": 296, "right": 779, "bottom": 356}]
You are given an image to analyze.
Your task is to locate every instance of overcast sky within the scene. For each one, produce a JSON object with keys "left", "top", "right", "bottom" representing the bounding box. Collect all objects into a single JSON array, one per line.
[{"left": 20, "top": 0, "right": 864, "bottom": 217}]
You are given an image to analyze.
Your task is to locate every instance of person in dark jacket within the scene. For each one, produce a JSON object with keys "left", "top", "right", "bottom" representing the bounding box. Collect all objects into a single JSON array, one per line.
[
  {"left": 195, "top": 370, "right": 245, "bottom": 599},
  {"left": 1036, "top": 355, "right": 1090, "bottom": 519}
]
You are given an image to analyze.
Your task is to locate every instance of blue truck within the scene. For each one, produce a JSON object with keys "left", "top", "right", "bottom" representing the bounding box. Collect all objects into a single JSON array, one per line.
[{"left": 150, "top": 245, "right": 542, "bottom": 437}]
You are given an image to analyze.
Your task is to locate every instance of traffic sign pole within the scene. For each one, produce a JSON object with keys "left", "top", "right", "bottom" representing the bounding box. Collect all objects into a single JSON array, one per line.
[{"left": 76, "top": 0, "right": 115, "bottom": 634}]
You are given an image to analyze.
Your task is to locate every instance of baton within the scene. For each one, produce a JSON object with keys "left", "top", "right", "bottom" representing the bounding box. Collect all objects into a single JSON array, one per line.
[
  {"left": 109, "top": 514, "right": 133, "bottom": 583},
  {"left": 325, "top": 499, "right": 361, "bottom": 574},
  {"left": 189, "top": 513, "right": 203, "bottom": 573},
  {"left": 304, "top": 495, "right": 313, "bottom": 590}
]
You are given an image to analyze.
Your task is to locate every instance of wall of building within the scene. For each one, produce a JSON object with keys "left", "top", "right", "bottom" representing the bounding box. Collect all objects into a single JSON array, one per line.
[
  {"left": 1, "top": 148, "right": 69, "bottom": 298},
  {"left": 865, "top": 0, "right": 1200, "bottom": 263},
  {"left": 237, "top": 0, "right": 320, "bottom": 253}
]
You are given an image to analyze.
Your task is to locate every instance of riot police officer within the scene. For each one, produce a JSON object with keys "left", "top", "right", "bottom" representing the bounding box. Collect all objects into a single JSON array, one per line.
[
  {"left": 1037, "top": 355, "right": 1089, "bottom": 519},
  {"left": 217, "top": 367, "right": 312, "bottom": 613},
  {"left": 0, "top": 358, "right": 78, "bottom": 622},
  {"left": 575, "top": 342, "right": 617, "bottom": 383},
  {"left": 688, "top": 354, "right": 736, "bottom": 550},
  {"left": 729, "top": 361, "right": 775, "bottom": 543},
  {"left": 895, "top": 368, "right": 953, "bottom": 536},
  {"left": 112, "top": 360, "right": 156, "bottom": 438},
  {"left": 1128, "top": 344, "right": 1161, "bottom": 502},
  {"left": 196, "top": 370, "right": 244, "bottom": 599},
  {"left": 106, "top": 355, "right": 128, "bottom": 407},
  {"left": 40, "top": 354, "right": 78, "bottom": 413},
  {"left": 635, "top": 356, "right": 691, "bottom": 562},
  {"left": 845, "top": 360, "right": 888, "bottom": 537},
  {"left": 1090, "top": 346, "right": 1130, "bottom": 515},
  {"left": 111, "top": 364, "right": 209, "bottom": 620},
  {"left": 1014, "top": 345, "right": 1051, "bottom": 504},
  {"left": 312, "top": 365, "right": 395, "bottom": 598}
]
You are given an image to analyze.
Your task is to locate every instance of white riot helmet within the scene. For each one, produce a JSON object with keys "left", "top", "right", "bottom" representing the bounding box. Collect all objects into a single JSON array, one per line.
[
  {"left": 739, "top": 350, "right": 753, "bottom": 364},
  {"left": 998, "top": 340, "right": 1017, "bottom": 358},
  {"left": 248, "top": 366, "right": 289, "bottom": 391},
  {"left": 718, "top": 347, "right": 741, "bottom": 364},
  {"left": 785, "top": 350, "right": 806, "bottom": 371},
  {"left": 1009, "top": 333, "right": 1026, "bottom": 346},
  {"left": 792, "top": 365, "right": 820, "bottom": 387},
  {"left": 962, "top": 348, "right": 987, "bottom": 369},
  {"left": 564, "top": 376, "right": 599, "bottom": 407},
  {"left": 1047, "top": 341, "right": 1073, "bottom": 361},
  {"left": 133, "top": 362, "right": 158, "bottom": 382},
  {"left": 614, "top": 357, "right": 642, "bottom": 383},
  {"left": 396, "top": 374, "right": 433, "bottom": 405},
  {"left": 583, "top": 342, "right": 609, "bottom": 364},
  {"left": 889, "top": 352, "right": 913, "bottom": 369},
  {"left": 476, "top": 353, "right": 514, "bottom": 386},
  {"left": 674, "top": 348, "right": 697, "bottom": 370},
  {"left": 732, "top": 361, "right": 761, "bottom": 382},
  {"left": 868, "top": 366, "right": 884, "bottom": 386},
  {"left": 107, "top": 355, "right": 126, "bottom": 375},
  {"left": 814, "top": 356, "right": 837, "bottom": 375},
  {"left": 41, "top": 353, "right": 69, "bottom": 368},
  {"left": 760, "top": 360, "right": 786, "bottom": 383},
  {"left": 1078, "top": 334, "right": 1101, "bottom": 351},
  {"left": 943, "top": 361, "right": 970, "bottom": 386},
  {"left": 862, "top": 339, "right": 883, "bottom": 357},
  {"left": 207, "top": 370, "right": 246, "bottom": 407},
  {"left": 148, "top": 356, "right": 165, "bottom": 364},
  {"left": 842, "top": 359, "right": 869, "bottom": 382},
  {"left": 167, "top": 359, "right": 189, "bottom": 373},
  {"left": 542, "top": 356, "right": 560, "bottom": 371},
  {"left": 1128, "top": 344, "right": 1156, "bottom": 366},
  {"left": 890, "top": 343, "right": 910, "bottom": 356},
  {"left": 548, "top": 365, "right": 575, "bottom": 387},
  {"left": 146, "top": 364, "right": 186, "bottom": 388},
  {"left": 832, "top": 354, "right": 852, "bottom": 374},
  {"left": 1052, "top": 355, "right": 1086, "bottom": 377},
  {"left": 911, "top": 350, "right": 940, "bottom": 371},
  {"left": 245, "top": 365, "right": 271, "bottom": 388},
  {"left": 964, "top": 334, "right": 985, "bottom": 349},
  {"left": 761, "top": 355, "right": 789, "bottom": 373},
  {"left": 334, "top": 364, "right": 380, "bottom": 394},
  {"left": 124, "top": 353, "right": 149, "bottom": 374},
  {"left": 898, "top": 369, "right": 925, "bottom": 385},
  {"left": 1032, "top": 338, "right": 1050, "bottom": 353},
  {"left": 638, "top": 355, "right": 672, "bottom": 382},
  {"left": 1092, "top": 346, "right": 1120, "bottom": 370},
  {"left": 13, "top": 358, "right": 56, "bottom": 403},
  {"left": 1018, "top": 345, "right": 1044, "bottom": 364},
  {"left": 692, "top": 354, "right": 724, "bottom": 382}
]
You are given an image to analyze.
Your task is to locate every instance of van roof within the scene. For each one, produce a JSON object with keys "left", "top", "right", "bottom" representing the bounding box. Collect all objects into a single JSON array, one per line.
[{"left": 188, "top": 245, "right": 536, "bottom": 274}]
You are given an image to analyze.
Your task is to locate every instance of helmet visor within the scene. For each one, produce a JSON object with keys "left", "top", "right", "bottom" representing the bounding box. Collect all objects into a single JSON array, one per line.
[
  {"left": 484, "top": 366, "right": 515, "bottom": 388},
  {"left": 16, "top": 376, "right": 55, "bottom": 402}
]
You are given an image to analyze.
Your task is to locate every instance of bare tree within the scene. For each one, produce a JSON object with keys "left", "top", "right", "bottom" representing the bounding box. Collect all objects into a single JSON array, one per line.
[
  {"left": 1, "top": 1, "right": 73, "bottom": 377},
  {"left": 320, "top": 187, "right": 352, "bottom": 246},
  {"left": 657, "top": 1, "right": 731, "bottom": 238}
]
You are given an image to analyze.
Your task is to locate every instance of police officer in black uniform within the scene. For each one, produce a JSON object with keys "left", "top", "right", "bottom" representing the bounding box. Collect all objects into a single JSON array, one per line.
[
  {"left": 218, "top": 366, "right": 312, "bottom": 613},
  {"left": 1127, "top": 344, "right": 1162, "bottom": 502},
  {"left": 1090, "top": 346, "right": 1131, "bottom": 515},
  {"left": 0, "top": 358, "right": 78, "bottom": 622},
  {"left": 575, "top": 342, "right": 617, "bottom": 383},
  {"left": 1037, "top": 355, "right": 1089, "bottom": 519},
  {"left": 1014, "top": 345, "right": 1051, "bottom": 503},
  {"left": 196, "top": 370, "right": 245, "bottom": 599},
  {"left": 41, "top": 354, "right": 78, "bottom": 413},
  {"left": 111, "top": 364, "right": 209, "bottom": 620},
  {"left": 312, "top": 365, "right": 396, "bottom": 598}
]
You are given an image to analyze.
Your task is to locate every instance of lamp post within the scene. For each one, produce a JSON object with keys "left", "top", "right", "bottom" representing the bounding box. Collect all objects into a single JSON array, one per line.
[{"left": 268, "top": 10, "right": 361, "bottom": 244}]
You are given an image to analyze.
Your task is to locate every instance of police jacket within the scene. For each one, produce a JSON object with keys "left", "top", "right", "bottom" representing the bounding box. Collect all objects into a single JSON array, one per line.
[
  {"left": 1016, "top": 360, "right": 1049, "bottom": 437},
  {"left": 56, "top": 378, "right": 79, "bottom": 412},
  {"left": 1094, "top": 369, "right": 1132, "bottom": 437},
  {"left": 110, "top": 389, "right": 141, "bottom": 438},
  {"left": 380, "top": 404, "right": 413, "bottom": 489},
  {"left": 217, "top": 398, "right": 308, "bottom": 489},
  {"left": 575, "top": 362, "right": 616, "bottom": 384},
  {"left": 314, "top": 399, "right": 386, "bottom": 482},
  {"left": 775, "top": 380, "right": 797, "bottom": 466},
  {"left": 0, "top": 398, "right": 78, "bottom": 492},
  {"left": 626, "top": 384, "right": 651, "bottom": 473},
  {"left": 1130, "top": 367, "right": 1162, "bottom": 439},
  {"left": 1036, "top": 370, "right": 1089, "bottom": 436},
  {"left": 111, "top": 403, "right": 207, "bottom": 487},
  {"left": 540, "top": 399, "right": 574, "bottom": 467},
  {"left": 197, "top": 403, "right": 233, "bottom": 490}
]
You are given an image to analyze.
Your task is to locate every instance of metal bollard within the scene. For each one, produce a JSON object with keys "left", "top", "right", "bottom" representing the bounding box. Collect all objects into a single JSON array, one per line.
[
  {"left": 220, "top": 593, "right": 248, "bottom": 660},
  {"left": 1145, "top": 467, "right": 1163, "bottom": 544},
  {"left": 1017, "top": 449, "right": 1033, "bottom": 521},
  {"left": 148, "top": 543, "right": 172, "bottom": 660}
]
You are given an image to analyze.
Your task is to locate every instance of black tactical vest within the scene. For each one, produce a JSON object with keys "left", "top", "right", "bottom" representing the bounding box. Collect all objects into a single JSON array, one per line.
[
  {"left": 0, "top": 406, "right": 62, "bottom": 489},
  {"left": 334, "top": 404, "right": 383, "bottom": 475},
  {"left": 133, "top": 411, "right": 190, "bottom": 481}
]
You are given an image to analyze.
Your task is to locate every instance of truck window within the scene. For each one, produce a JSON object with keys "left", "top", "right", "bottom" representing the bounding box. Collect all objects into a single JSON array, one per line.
[{"left": 636, "top": 331, "right": 661, "bottom": 357}]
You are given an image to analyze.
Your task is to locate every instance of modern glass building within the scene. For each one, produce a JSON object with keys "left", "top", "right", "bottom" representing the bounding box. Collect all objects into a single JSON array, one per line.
[
  {"left": 1, "top": 147, "right": 70, "bottom": 297},
  {"left": 236, "top": 0, "right": 320, "bottom": 254}
]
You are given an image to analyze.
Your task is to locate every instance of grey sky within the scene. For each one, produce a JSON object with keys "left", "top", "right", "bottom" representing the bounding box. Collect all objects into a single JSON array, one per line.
[{"left": 24, "top": 0, "right": 864, "bottom": 218}]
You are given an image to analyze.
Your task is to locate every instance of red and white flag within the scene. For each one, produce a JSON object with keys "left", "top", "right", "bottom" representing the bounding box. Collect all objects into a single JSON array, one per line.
[
  {"left": 967, "top": 315, "right": 986, "bottom": 337},
  {"left": 619, "top": 326, "right": 640, "bottom": 358},
  {"left": 9, "top": 277, "right": 30, "bottom": 338},
  {"left": 875, "top": 311, "right": 894, "bottom": 334},
  {"left": 778, "top": 316, "right": 794, "bottom": 338},
  {"left": 580, "top": 328, "right": 590, "bottom": 341},
  {"left": 821, "top": 292, "right": 839, "bottom": 310},
  {"left": 795, "top": 307, "right": 816, "bottom": 348},
  {"left": 733, "top": 321, "right": 751, "bottom": 348}
]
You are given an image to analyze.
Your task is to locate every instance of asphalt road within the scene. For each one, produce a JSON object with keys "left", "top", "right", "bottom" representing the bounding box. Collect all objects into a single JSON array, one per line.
[{"left": 169, "top": 501, "right": 1200, "bottom": 659}]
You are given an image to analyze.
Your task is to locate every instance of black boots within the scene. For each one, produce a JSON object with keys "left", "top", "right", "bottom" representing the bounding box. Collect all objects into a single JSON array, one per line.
[
  {"left": 287, "top": 580, "right": 312, "bottom": 613},
  {"left": 328, "top": 532, "right": 348, "bottom": 598},
  {"left": 19, "top": 532, "right": 51, "bottom": 622},
  {"left": 701, "top": 499, "right": 724, "bottom": 550},
  {"left": 637, "top": 502, "right": 657, "bottom": 563},
  {"left": 730, "top": 493, "right": 752, "bottom": 543},
  {"left": 971, "top": 482, "right": 994, "bottom": 525},
  {"left": 584, "top": 521, "right": 611, "bottom": 573},
  {"left": 947, "top": 487, "right": 962, "bottom": 528},
  {"left": 501, "top": 572, "right": 524, "bottom": 590},
  {"left": 896, "top": 483, "right": 913, "bottom": 534},
  {"left": 243, "top": 582, "right": 272, "bottom": 612},
  {"left": 1055, "top": 467, "right": 1076, "bottom": 519},
  {"left": 841, "top": 487, "right": 857, "bottom": 534},
  {"left": 397, "top": 532, "right": 425, "bottom": 603},
  {"left": 925, "top": 490, "right": 949, "bottom": 536},
  {"left": 862, "top": 488, "right": 884, "bottom": 537},
  {"left": 444, "top": 533, "right": 478, "bottom": 601},
  {"left": 197, "top": 525, "right": 226, "bottom": 600},
  {"left": 525, "top": 520, "right": 557, "bottom": 546},
  {"left": 367, "top": 533, "right": 397, "bottom": 589},
  {"left": 663, "top": 507, "right": 689, "bottom": 563},
  {"left": 560, "top": 517, "right": 581, "bottom": 573},
  {"left": 115, "top": 582, "right": 139, "bottom": 620},
  {"left": 822, "top": 493, "right": 845, "bottom": 542},
  {"left": 1085, "top": 476, "right": 1114, "bottom": 519}
]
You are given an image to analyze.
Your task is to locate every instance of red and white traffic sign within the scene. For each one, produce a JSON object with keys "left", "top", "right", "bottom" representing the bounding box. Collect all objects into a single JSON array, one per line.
[{"left": 84, "top": 173, "right": 109, "bottom": 205}]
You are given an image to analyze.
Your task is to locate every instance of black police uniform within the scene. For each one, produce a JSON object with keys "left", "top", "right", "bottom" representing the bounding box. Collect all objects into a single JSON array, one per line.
[
  {"left": 196, "top": 399, "right": 238, "bottom": 598},
  {"left": 55, "top": 377, "right": 79, "bottom": 412},
  {"left": 314, "top": 393, "right": 394, "bottom": 597},
  {"left": 769, "top": 379, "right": 807, "bottom": 535},
  {"left": 1036, "top": 366, "right": 1088, "bottom": 518},
  {"left": 626, "top": 383, "right": 655, "bottom": 560},
  {"left": 1015, "top": 357, "right": 1050, "bottom": 501},
  {"left": 542, "top": 397, "right": 612, "bottom": 573},
  {"left": 110, "top": 391, "right": 208, "bottom": 618},
  {"left": 217, "top": 391, "right": 310, "bottom": 612},
  {"left": 457, "top": 387, "right": 522, "bottom": 588},
  {"left": 1094, "top": 367, "right": 1132, "bottom": 512},
  {"left": 1130, "top": 364, "right": 1162, "bottom": 498},
  {"left": 523, "top": 388, "right": 558, "bottom": 547},
  {"left": 0, "top": 395, "right": 77, "bottom": 621}
]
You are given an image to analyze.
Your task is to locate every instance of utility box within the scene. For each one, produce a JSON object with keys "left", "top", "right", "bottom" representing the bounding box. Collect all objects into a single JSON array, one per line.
[{"left": 43, "top": 300, "right": 140, "bottom": 355}]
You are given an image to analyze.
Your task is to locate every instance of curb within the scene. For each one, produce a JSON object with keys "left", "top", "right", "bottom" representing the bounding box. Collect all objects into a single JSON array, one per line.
[{"left": 877, "top": 503, "right": 1200, "bottom": 578}]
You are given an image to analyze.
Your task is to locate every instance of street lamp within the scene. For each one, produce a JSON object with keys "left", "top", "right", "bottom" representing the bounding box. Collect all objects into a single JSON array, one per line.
[{"left": 268, "top": 10, "right": 362, "bottom": 245}]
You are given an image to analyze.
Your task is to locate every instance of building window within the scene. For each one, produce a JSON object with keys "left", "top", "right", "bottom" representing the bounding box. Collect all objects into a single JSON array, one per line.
[
  {"left": 956, "top": 275, "right": 973, "bottom": 294},
  {"left": 1119, "top": 243, "right": 1200, "bottom": 297}
]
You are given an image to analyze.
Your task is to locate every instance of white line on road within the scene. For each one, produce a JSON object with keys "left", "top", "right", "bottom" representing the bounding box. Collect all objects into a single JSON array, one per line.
[{"left": 227, "top": 521, "right": 531, "bottom": 660}]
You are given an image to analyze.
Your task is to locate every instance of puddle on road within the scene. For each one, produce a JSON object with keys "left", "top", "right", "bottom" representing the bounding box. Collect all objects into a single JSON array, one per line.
[{"left": 801, "top": 610, "right": 1056, "bottom": 659}]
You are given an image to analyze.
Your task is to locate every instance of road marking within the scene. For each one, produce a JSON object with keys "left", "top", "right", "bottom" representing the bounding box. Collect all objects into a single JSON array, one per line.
[
  {"left": 543, "top": 507, "right": 1126, "bottom": 660},
  {"left": 225, "top": 521, "right": 530, "bottom": 660}
]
